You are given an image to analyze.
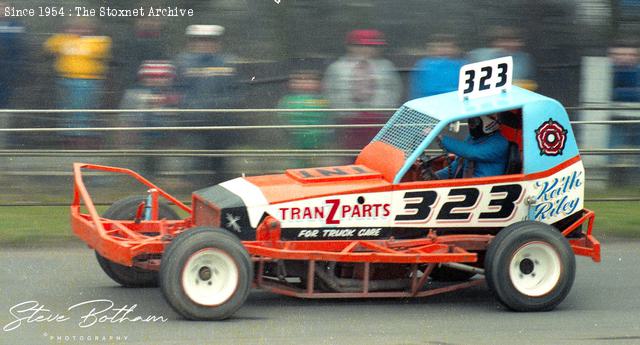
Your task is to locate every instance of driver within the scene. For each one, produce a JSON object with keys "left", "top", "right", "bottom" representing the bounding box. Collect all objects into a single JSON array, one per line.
[{"left": 434, "top": 114, "right": 509, "bottom": 179}]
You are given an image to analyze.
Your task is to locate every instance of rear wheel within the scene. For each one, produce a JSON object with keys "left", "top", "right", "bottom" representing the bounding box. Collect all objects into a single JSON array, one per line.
[
  {"left": 484, "top": 221, "right": 575, "bottom": 312},
  {"left": 160, "top": 227, "right": 252, "bottom": 320},
  {"left": 96, "top": 196, "right": 179, "bottom": 288}
]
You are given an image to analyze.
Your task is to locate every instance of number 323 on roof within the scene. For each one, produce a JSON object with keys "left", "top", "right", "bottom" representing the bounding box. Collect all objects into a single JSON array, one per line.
[{"left": 458, "top": 56, "right": 513, "bottom": 100}]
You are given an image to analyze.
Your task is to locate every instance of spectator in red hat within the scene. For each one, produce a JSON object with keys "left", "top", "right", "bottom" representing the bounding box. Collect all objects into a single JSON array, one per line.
[
  {"left": 323, "top": 29, "right": 402, "bottom": 149},
  {"left": 119, "top": 61, "right": 181, "bottom": 178}
]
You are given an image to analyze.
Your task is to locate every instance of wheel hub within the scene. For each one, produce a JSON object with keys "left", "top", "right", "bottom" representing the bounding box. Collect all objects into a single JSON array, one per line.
[
  {"left": 181, "top": 248, "right": 240, "bottom": 306},
  {"left": 509, "top": 242, "right": 562, "bottom": 297},
  {"left": 519, "top": 258, "right": 535, "bottom": 275},
  {"left": 198, "top": 266, "right": 212, "bottom": 281}
]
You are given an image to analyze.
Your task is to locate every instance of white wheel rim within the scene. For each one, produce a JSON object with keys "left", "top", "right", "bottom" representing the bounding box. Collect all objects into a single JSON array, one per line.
[
  {"left": 509, "top": 241, "right": 562, "bottom": 297},
  {"left": 181, "top": 248, "right": 239, "bottom": 306}
]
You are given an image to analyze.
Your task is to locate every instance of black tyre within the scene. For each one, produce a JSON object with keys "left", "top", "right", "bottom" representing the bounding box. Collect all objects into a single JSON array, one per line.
[
  {"left": 102, "top": 195, "right": 179, "bottom": 221},
  {"left": 160, "top": 227, "right": 252, "bottom": 320},
  {"left": 484, "top": 221, "right": 576, "bottom": 312},
  {"left": 96, "top": 252, "right": 158, "bottom": 288},
  {"left": 96, "top": 196, "right": 180, "bottom": 288},
  {"left": 430, "top": 265, "right": 476, "bottom": 282}
]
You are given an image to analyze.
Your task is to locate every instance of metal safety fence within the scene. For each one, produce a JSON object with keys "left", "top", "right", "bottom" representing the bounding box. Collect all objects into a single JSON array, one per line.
[{"left": 0, "top": 106, "right": 639, "bottom": 205}]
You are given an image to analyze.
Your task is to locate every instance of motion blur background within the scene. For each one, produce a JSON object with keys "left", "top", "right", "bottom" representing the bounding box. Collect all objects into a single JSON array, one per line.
[{"left": 1, "top": 0, "right": 639, "bottom": 243}]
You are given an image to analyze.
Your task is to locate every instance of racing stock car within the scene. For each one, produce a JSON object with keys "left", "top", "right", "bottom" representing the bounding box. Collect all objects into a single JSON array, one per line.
[{"left": 71, "top": 57, "right": 600, "bottom": 320}]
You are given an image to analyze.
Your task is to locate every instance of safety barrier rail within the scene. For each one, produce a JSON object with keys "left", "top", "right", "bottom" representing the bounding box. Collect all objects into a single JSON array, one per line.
[
  {"left": 0, "top": 107, "right": 638, "bottom": 205},
  {"left": 0, "top": 148, "right": 638, "bottom": 157}
]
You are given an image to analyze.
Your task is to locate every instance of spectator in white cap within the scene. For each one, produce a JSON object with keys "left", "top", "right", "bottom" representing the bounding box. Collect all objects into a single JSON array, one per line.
[
  {"left": 175, "top": 24, "right": 238, "bottom": 109},
  {"left": 174, "top": 24, "right": 240, "bottom": 184}
]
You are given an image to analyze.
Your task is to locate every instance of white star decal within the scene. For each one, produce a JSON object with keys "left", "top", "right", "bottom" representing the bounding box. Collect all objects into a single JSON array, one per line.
[{"left": 225, "top": 213, "right": 242, "bottom": 232}]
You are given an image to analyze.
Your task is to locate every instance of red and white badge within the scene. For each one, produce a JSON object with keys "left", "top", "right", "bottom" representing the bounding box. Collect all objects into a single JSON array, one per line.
[{"left": 535, "top": 118, "right": 568, "bottom": 156}]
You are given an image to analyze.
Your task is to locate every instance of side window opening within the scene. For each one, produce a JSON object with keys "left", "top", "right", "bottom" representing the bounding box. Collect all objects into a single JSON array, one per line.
[{"left": 402, "top": 108, "right": 523, "bottom": 183}]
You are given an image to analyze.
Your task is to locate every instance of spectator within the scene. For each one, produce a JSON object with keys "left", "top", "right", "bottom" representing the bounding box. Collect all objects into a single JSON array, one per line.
[
  {"left": 607, "top": 40, "right": 640, "bottom": 178},
  {"left": 119, "top": 61, "right": 181, "bottom": 179},
  {"left": 409, "top": 34, "right": 465, "bottom": 99},
  {"left": 175, "top": 25, "right": 239, "bottom": 109},
  {"left": 609, "top": 42, "right": 640, "bottom": 102},
  {"left": 0, "top": 1, "right": 25, "bottom": 108},
  {"left": 323, "top": 29, "right": 402, "bottom": 149},
  {"left": 174, "top": 25, "right": 240, "bottom": 182},
  {"left": 114, "top": 17, "right": 168, "bottom": 91},
  {"left": 44, "top": 18, "right": 111, "bottom": 148},
  {"left": 278, "top": 70, "right": 330, "bottom": 166},
  {"left": 467, "top": 26, "right": 537, "bottom": 90}
]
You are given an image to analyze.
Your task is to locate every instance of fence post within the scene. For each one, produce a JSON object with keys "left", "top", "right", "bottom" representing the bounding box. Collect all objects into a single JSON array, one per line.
[{"left": 579, "top": 56, "right": 612, "bottom": 189}]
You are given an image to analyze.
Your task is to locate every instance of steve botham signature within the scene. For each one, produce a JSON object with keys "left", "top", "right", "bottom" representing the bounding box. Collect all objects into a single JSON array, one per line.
[{"left": 3, "top": 300, "right": 168, "bottom": 332}]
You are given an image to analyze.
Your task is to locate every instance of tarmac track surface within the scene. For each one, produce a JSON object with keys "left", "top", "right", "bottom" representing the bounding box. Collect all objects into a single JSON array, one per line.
[{"left": 1, "top": 239, "right": 639, "bottom": 345}]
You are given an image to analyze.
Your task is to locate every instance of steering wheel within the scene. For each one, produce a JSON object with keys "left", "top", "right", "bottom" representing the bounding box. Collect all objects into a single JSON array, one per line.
[{"left": 419, "top": 149, "right": 453, "bottom": 180}]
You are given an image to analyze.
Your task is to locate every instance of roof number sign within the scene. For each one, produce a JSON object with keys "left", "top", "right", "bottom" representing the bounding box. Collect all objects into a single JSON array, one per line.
[{"left": 458, "top": 56, "right": 513, "bottom": 100}]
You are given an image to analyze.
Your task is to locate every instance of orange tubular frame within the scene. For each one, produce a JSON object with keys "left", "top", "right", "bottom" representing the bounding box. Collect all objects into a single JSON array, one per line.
[
  {"left": 71, "top": 163, "right": 193, "bottom": 266},
  {"left": 72, "top": 163, "right": 600, "bottom": 280},
  {"left": 565, "top": 209, "right": 601, "bottom": 262}
]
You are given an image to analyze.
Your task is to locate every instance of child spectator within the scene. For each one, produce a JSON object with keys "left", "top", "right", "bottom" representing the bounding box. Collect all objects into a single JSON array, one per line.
[
  {"left": 278, "top": 70, "right": 330, "bottom": 165},
  {"left": 119, "top": 61, "right": 180, "bottom": 178},
  {"left": 113, "top": 17, "right": 168, "bottom": 94}
]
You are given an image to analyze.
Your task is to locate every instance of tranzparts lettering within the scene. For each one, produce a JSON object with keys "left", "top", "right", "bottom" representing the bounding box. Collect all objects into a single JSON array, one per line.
[{"left": 279, "top": 199, "right": 391, "bottom": 225}]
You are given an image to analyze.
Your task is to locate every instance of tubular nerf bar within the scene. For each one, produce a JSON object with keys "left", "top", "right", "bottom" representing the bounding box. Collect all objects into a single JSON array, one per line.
[
  {"left": 565, "top": 209, "right": 601, "bottom": 262},
  {"left": 71, "top": 163, "right": 192, "bottom": 266}
]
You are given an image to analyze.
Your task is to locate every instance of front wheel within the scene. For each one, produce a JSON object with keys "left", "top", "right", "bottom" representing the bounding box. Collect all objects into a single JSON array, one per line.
[
  {"left": 160, "top": 227, "right": 252, "bottom": 320},
  {"left": 484, "top": 221, "right": 575, "bottom": 312}
]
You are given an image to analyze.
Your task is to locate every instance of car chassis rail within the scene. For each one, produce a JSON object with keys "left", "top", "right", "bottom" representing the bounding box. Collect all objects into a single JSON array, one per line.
[{"left": 71, "top": 163, "right": 601, "bottom": 298}]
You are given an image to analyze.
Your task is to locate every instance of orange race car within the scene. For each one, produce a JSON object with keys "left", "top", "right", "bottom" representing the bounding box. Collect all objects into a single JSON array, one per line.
[{"left": 71, "top": 57, "right": 600, "bottom": 320}]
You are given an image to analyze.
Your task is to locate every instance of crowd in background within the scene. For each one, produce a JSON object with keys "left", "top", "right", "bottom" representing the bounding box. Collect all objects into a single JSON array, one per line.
[
  {"left": 608, "top": 38, "right": 640, "bottom": 173},
  {"left": 1, "top": 6, "right": 640, "bottom": 181}
]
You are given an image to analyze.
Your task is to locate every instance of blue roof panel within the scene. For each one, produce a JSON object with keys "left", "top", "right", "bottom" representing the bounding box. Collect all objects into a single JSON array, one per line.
[{"left": 404, "top": 86, "right": 552, "bottom": 122}]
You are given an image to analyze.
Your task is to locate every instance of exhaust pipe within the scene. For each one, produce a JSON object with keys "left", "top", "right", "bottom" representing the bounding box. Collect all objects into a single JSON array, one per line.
[{"left": 440, "top": 262, "right": 485, "bottom": 275}]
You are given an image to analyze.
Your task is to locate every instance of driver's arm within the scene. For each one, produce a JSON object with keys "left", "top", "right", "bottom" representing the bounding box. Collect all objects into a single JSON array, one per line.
[{"left": 440, "top": 136, "right": 505, "bottom": 162}]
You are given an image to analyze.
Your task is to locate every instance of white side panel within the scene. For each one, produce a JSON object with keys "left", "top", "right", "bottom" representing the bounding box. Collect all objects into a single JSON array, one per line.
[
  {"left": 261, "top": 161, "right": 584, "bottom": 231},
  {"left": 220, "top": 178, "right": 268, "bottom": 227},
  {"left": 528, "top": 162, "right": 585, "bottom": 224}
]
